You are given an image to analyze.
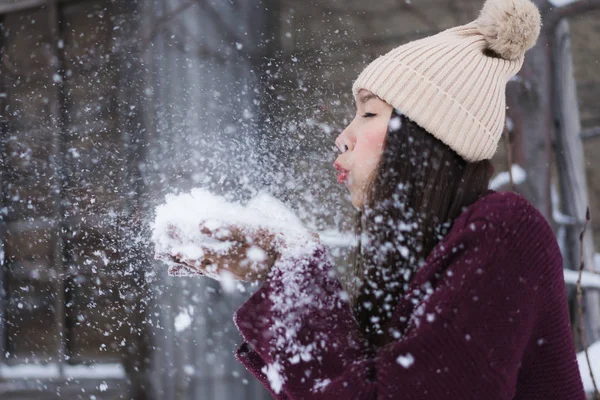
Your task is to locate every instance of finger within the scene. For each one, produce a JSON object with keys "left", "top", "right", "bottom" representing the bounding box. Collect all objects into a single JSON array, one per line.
[
  {"left": 200, "top": 222, "right": 236, "bottom": 242},
  {"left": 168, "top": 264, "right": 184, "bottom": 275},
  {"left": 221, "top": 225, "right": 248, "bottom": 244},
  {"left": 168, "top": 252, "right": 208, "bottom": 271},
  {"left": 199, "top": 224, "right": 213, "bottom": 236},
  {"left": 169, "top": 264, "right": 205, "bottom": 276},
  {"left": 257, "top": 227, "right": 277, "bottom": 249},
  {"left": 230, "top": 225, "right": 275, "bottom": 251},
  {"left": 168, "top": 253, "right": 184, "bottom": 264}
]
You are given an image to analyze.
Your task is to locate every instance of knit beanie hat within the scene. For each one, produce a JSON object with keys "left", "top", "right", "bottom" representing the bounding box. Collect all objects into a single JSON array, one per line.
[{"left": 352, "top": 0, "right": 541, "bottom": 162}]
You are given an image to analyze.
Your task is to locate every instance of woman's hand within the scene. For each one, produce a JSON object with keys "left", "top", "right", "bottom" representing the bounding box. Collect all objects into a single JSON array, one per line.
[{"left": 162, "top": 222, "right": 283, "bottom": 282}]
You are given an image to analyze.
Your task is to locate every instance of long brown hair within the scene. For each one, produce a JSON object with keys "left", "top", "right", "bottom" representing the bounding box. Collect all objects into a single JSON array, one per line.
[{"left": 349, "top": 109, "right": 493, "bottom": 348}]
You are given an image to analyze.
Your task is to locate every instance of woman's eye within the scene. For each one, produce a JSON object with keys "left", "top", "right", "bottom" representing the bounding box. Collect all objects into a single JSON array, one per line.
[{"left": 363, "top": 113, "right": 376, "bottom": 118}]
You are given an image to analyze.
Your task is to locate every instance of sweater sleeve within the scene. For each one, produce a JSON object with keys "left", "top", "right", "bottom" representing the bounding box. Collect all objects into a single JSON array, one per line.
[
  {"left": 233, "top": 243, "right": 377, "bottom": 399},
  {"left": 234, "top": 193, "right": 562, "bottom": 399}
]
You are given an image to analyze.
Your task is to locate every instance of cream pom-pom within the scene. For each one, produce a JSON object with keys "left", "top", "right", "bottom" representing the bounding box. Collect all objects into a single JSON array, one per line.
[{"left": 476, "top": 0, "right": 541, "bottom": 61}]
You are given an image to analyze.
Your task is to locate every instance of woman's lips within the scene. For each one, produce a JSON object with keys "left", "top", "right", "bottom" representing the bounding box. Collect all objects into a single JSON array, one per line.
[{"left": 334, "top": 162, "right": 350, "bottom": 185}]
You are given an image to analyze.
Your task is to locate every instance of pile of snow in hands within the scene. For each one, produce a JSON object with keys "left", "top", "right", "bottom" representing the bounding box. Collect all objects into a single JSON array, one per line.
[{"left": 152, "top": 188, "right": 318, "bottom": 279}]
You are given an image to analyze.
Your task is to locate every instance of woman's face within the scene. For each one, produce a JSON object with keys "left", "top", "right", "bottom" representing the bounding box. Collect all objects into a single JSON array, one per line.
[{"left": 334, "top": 89, "right": 393, "bottom": 210}]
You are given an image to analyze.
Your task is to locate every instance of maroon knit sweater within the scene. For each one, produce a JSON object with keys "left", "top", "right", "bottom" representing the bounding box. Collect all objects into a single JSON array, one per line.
[{"left": 233, "top": 191, "right": 586, "bottom": 399}]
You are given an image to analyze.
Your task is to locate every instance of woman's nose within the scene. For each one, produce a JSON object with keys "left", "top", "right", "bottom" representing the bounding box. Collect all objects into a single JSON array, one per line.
[
  {"left": 336, "top": 129, "right": 350, "bottom": 152},
  {"left": 335, "top": 136, "right": 344, "bottom": 152}
]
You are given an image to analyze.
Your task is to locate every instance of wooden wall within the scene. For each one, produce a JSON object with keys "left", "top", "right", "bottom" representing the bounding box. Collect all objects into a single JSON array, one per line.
[{"left": 0, "top": 0, "right": 275, "bottom": 398}]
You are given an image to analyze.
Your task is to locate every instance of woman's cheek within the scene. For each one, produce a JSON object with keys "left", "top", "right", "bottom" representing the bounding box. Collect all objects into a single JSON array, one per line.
[{"left": 356, "top": 130, "right": 385, "bottom": 170}]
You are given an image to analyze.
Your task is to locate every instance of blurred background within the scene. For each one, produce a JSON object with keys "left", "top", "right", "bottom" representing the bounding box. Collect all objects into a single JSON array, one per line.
[{"left": 0, "top": 0, "right": 598, "bottom": 398}]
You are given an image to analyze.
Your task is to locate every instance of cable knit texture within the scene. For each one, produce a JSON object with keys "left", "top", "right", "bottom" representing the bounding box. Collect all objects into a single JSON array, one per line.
[{"left": 233, "top": 191, "right": 586, "bottom": 399}]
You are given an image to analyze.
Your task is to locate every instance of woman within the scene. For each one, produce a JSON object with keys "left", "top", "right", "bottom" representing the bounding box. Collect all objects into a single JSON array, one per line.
[{"left": 166, "top": 0, "right": 586, "bottom": 398}]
